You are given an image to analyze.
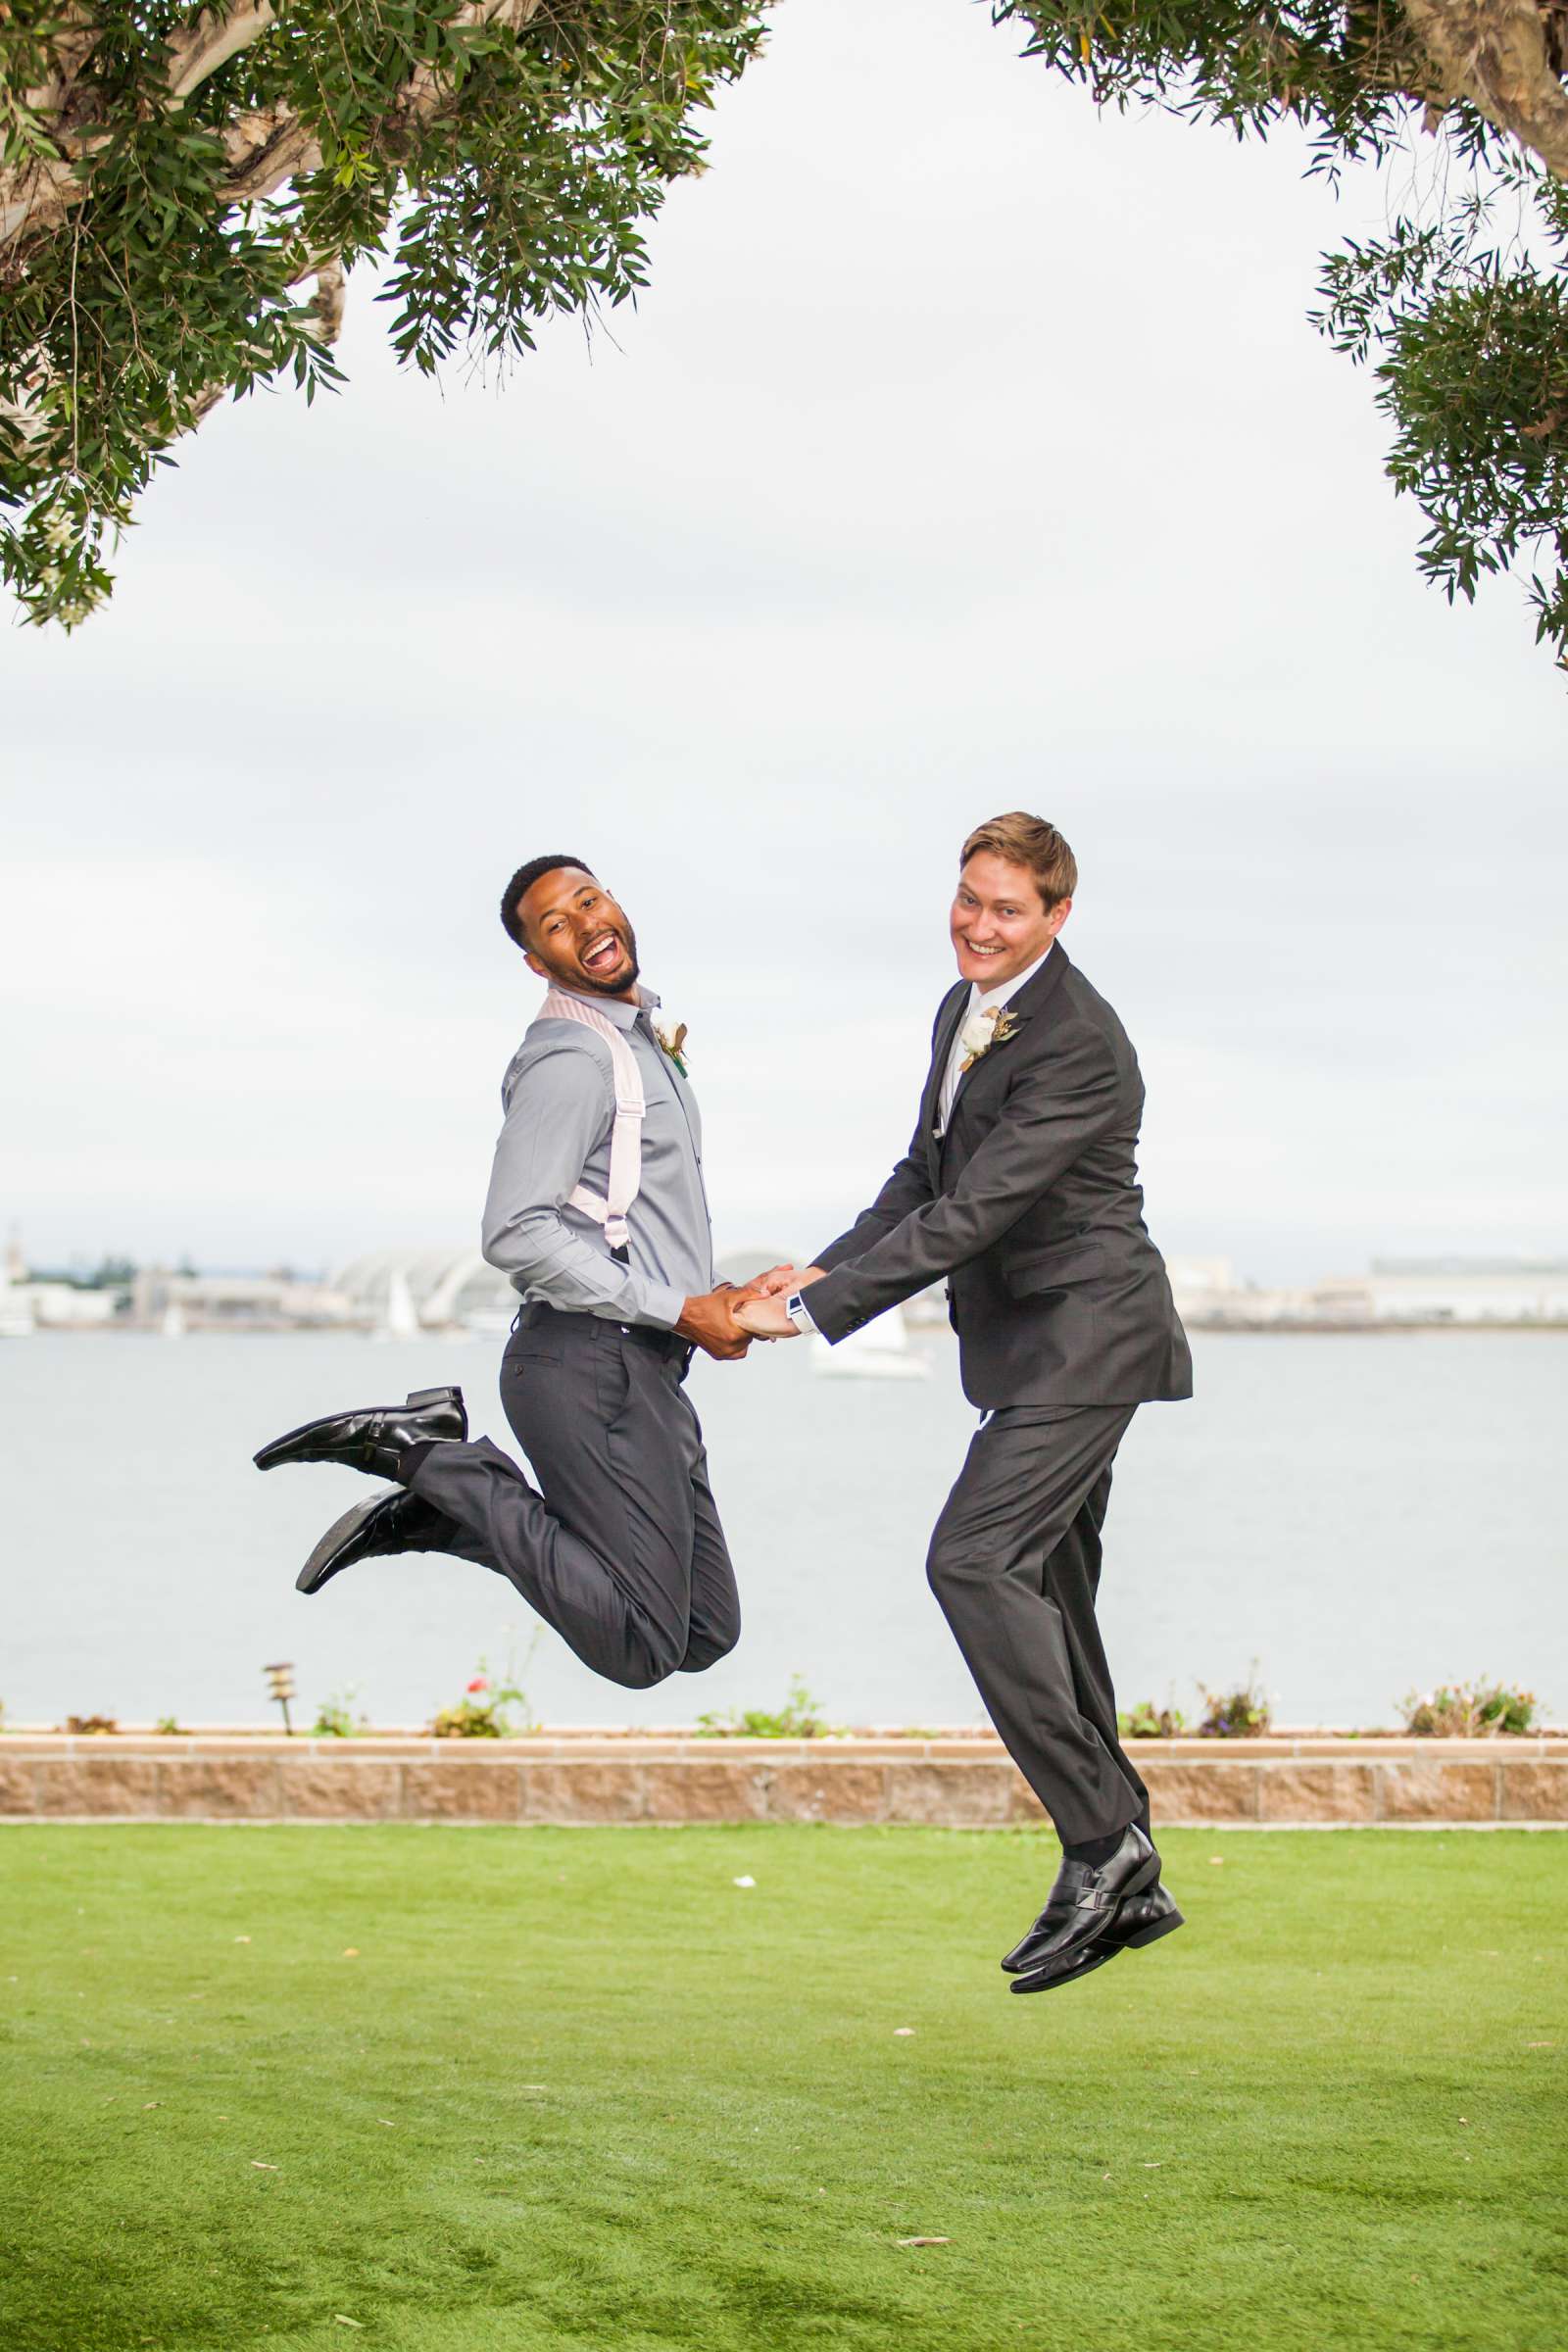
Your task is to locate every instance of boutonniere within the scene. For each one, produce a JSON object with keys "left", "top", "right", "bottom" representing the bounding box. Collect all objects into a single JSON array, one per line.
[
  {"left": 957, "top": 1005, "right": 1019, "bottom": 1075},
  {"left": 652, "top": 1015, "right": 689, "bottom": 1077}
]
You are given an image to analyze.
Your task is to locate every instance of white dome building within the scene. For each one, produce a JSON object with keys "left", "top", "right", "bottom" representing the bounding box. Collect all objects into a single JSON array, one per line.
[{"left": 332, "top": 1247, "right": 516, "bottom": 1334}]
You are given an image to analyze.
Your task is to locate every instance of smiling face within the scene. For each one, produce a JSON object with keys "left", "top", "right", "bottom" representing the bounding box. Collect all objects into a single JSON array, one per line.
[
  {"left": 516, "top": 866, "right": 641, "bottom": 1000},
  {"left": 950, "top": 851, "right": 1070, "bottom": 989}
]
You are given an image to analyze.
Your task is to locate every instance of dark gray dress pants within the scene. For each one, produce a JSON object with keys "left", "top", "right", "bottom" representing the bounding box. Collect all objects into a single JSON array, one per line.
[
  {"left": 925, "top": 1402, "right": 1149, "bottom": 1848},
  {"left": 405, "top": 1305, "right": 741, "bottom": 1690}
]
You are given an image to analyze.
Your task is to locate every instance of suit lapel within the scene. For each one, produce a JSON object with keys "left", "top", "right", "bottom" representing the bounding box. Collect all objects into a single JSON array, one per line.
[
  {"left": 922, "top": 983, "right": 970, "bottom": 1185},
  {"left": 942, "top": 943, "right": 1072, "bottom": 1143}
]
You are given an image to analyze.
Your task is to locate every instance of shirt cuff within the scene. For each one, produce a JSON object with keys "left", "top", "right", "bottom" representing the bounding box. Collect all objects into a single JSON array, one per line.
[{"left": 639, "top": 1281, "right": 687, "bottom": 1331}]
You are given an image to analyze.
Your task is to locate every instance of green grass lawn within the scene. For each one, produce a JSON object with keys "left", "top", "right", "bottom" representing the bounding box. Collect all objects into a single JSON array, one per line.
[{"left": 1, "top": 1826, "right": 1563, "bottom": 2352}]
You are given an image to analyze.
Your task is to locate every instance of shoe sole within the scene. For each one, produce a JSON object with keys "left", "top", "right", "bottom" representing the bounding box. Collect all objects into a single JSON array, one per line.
[
  {"left": 1124, "top": 1906, "right": 1186, "bottom": 1950},
  {"left": 1011, "top": 1941, "right": 1121, "bottom": 1993},
  {"left": 255, "top": 1387, "right": 464, "bottom": 1472},
  {"left": 1009, "top": 1904, "right": 1185, "bottom": 1994},
  {"left": 296, "top": 1494, "right": 390, "bottom": 1594}
]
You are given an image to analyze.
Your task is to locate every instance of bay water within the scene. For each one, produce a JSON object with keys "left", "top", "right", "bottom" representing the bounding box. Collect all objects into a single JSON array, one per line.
[{"left": 4, "top": 1330, "right": 1562, "bottom": 1732}]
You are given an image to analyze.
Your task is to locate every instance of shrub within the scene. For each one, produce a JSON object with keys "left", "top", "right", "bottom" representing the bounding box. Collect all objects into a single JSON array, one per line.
[
  {"left": 695, "top": 1676, "right": 839, "bottom": 1740},
  {"left": 1401, "top": 1682, "right": 1539, "bottom": 1738},
  {"left": 311, "top": 1689, "right": 368, "bottom": 1740},
  {"left": 154, "top": 1716, "right": 185, "bottom": 1737},
  {"left": 1118, "top": 1699, "right": 1188, "bottom": 1740},
  {"left": 431, "top": 1693, "right": 506, "bottom": 1740},
  {"left": 62, "top": 1714, "right": 118, "bottom": 1736},
  {"left": 1198, "top": 1675, "right": 1272, "bottom": 1740},
  {"left": 430, "top": 1646, "right": 537, "bottom": 1740}
]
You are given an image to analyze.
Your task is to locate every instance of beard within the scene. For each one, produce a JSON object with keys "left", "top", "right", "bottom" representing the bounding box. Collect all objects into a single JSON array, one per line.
[{"left": 542, "top": 920, "right": 640, "bottom": 996}]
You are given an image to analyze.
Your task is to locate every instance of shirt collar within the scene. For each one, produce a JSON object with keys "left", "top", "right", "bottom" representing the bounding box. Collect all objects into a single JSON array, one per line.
[
  {"left": 967, "top": 943, "right": 1053, "bottom": 1017},
  {"left": 547, "top": 982, "right": 659, "bottom": 1031}
]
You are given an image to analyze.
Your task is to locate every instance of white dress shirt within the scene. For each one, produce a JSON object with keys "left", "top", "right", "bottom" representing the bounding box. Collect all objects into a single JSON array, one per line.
[
  {"left": 935, "top": 945, "right": 1054, "bottom": 1135},
  {"left": 789, "top": 945, "right": 1054, "bottom": 1334}
]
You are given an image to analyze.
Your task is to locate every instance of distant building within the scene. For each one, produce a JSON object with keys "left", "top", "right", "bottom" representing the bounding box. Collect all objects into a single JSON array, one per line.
[
  {"left": 15, "top": 1282, "right": 120, "bottom": 1329},
  {"left": 128, "top": 1267, "right": 356, "bottom": 1332},
  {"left": 1166, "top": 1254, "right": 1568, "bottom": 1330},
  {"left": 1165, "top": 1257, "right": 1245, "bottom": 1320},
  {"left": 1309, "top": 1258, "right": 1568, "bottom": 1326},
  {"left": 333, "top": 1247, "right": 515, "bottom": 1334}
]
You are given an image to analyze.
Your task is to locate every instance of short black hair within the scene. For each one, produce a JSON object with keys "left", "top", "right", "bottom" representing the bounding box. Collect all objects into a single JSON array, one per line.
[{"left": 500, "top": 855, "right": 595, "bottom": 949}]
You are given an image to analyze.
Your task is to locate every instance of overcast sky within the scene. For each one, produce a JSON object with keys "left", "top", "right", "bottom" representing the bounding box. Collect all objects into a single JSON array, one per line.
[{"left": 4, "top": 0, "right": 1565, "bottom": 1287}]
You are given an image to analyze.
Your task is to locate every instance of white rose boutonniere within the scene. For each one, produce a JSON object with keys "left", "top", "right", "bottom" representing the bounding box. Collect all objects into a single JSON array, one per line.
[
  {"left": 652, "top": 1016, "right": 690, "bottom": 1078},
  {"left": 957, "top": 1004, "right": 1019, "bottom": 1075}
]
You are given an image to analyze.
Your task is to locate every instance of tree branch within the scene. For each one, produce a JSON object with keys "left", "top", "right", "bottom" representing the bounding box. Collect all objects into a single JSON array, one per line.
[
  {"left": 1402, "top": 0, "right": 1568, "bottom": 173},
  {"left": 1, "top": 0, "right": 546, "bottom": 253},
  {"left": 166, "top": 0, "right": 279, "bottom": 105}
]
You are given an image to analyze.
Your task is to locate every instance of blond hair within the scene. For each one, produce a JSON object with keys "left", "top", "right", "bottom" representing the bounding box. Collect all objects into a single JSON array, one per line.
[{"left": 960, "top": 812, "right": 1077, "bottom": 908}]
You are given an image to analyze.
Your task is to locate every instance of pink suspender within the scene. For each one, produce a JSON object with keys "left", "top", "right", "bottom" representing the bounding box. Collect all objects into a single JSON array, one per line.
[{"left": 536, "top": 989, "right": 646, "bottom": 1252}]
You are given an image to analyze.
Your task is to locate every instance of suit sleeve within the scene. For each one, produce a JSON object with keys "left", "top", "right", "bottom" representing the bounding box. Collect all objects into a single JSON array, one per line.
[{"left": 807, "top": 1019, "right": 1125, "bottom": 1343}]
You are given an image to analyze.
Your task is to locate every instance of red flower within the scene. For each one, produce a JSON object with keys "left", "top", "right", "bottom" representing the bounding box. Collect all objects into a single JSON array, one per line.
[{"left": 466, "top": 1677, "right": 488, "bottom": 1694}]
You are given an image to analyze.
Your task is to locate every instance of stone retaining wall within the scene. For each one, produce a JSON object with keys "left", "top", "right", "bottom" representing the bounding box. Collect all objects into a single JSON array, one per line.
[{"left": 2, "top": 1735, "right": 1564, "bottom": 1825}]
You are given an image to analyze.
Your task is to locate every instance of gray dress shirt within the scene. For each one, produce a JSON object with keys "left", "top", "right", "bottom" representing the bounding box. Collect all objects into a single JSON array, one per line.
[{"left": 480, "top": 986, "right": 713, "bottom": 1329}]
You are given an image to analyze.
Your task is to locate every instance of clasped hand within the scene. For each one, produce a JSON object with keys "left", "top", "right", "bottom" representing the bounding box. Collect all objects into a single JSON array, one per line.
[{"left": 674, "top": 1265, "right": 825, "bottom": 1360}]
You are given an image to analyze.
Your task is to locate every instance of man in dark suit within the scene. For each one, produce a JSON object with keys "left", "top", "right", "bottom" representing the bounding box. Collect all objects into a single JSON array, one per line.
[{"left": 738, "top": 813, "right": 1191, "bottom": 1994}]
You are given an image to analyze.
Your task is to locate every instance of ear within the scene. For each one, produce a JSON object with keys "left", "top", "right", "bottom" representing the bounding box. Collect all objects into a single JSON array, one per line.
[
  {"left": 523, "top": 948, "right": 548, "bottom": 979},
  {"left": 1046, "top": 896, "right": 1072, "bottom": 938}
]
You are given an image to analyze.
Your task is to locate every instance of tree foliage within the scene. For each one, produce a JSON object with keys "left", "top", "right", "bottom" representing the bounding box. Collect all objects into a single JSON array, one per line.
[
  {"left": 0, "top": 0, "right": 766, "bottom": 626},
  {"left": 4, "top": 0, "right": 1568, "bottom": 661},
  {"left": 995, "top": 0, "right": 1568, "bottom": 656}
]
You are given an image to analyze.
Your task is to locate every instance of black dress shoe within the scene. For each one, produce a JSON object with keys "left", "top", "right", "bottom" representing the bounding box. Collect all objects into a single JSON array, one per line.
[
  {"left": 254, "top": 1386, "right": 466, "bottom": 1479},
  {"left": 1000, "top": 1823, "right": 1160, "bottom": 1977},
  {"left": 1008, "top": 1881, "right": 1185, "bottom": 1995},
  {"left": 297, "top": 1488, "right": 451, "bottom": 1595}
]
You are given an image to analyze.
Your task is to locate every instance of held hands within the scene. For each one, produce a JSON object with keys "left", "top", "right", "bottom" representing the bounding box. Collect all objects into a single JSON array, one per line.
[
  {"left": 733, "top": 1294, "right": 798, "bottom": 1340},
  {"left": 676, "top": 1290, "right": 754, "bottom": 1362},
  {"left": 676, "top": 1266, "right": 825, "bottom": 1362},
  {"left": 748, "top": 1264, "right": 823, "bottom": 1299},
  {"left": 728, "top": 1264, "right": 799, "bottom": 1304},
  {"left": 676, "top": 1268, "right": 799, "bottom": 1361},
  {"left": 732, "top": 1264, "right": 826, "bottom": 1342}
]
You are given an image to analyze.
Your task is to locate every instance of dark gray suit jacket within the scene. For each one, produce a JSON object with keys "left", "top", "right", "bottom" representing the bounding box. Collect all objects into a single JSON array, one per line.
[{"left": 807, "top": 947, "right": 1193, "bottom": 1410}]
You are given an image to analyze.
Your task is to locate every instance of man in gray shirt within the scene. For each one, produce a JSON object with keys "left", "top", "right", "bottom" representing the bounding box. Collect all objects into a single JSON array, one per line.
[{"left": 255, "top": 856, "right": 772, "bottom": 1690}]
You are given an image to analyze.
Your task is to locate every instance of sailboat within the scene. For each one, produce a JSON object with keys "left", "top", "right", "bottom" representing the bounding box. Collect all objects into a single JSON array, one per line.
[
  {"left": 810, "top": 1302, "right": 929, "bottom": 1381},
  {"left": 372, "top": 1265, "right": 420, "bottom": 1342},
  {"left": 0, "top": 1264, "right": 34, "bottom": 1338}
]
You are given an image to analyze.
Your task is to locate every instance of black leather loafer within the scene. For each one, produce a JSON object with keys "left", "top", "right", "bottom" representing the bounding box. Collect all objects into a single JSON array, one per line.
[
  {"left": 254, "top": 1386, "right": 466, "bottom": 1479},
  {"left": 1000, "top": 1823, "right": 1160, "bottom": 1977},
  {"left": 1008, "top": 1881, "right": 1185, "bottom": 1995},
  {"left": 297, "top": 1488, "right": 452, "bottom": 1594}
]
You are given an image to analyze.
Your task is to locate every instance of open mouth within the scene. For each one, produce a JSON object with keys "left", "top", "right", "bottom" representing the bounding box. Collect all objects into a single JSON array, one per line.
[
  {"left": 581, "top": 929, "right": 624, "bottom": 976},
  {"left": 964, "top": 942, "right": 1006, "bottom": 958}
]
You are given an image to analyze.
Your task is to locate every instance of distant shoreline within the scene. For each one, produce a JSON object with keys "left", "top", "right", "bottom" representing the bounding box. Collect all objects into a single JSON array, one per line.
[
  {"left": 8, "top": 1320, "right": 1567, "bottom": 1340},
  {"left": 1180, "top": 1320, "right": 1568, "bottom": 1337}
]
